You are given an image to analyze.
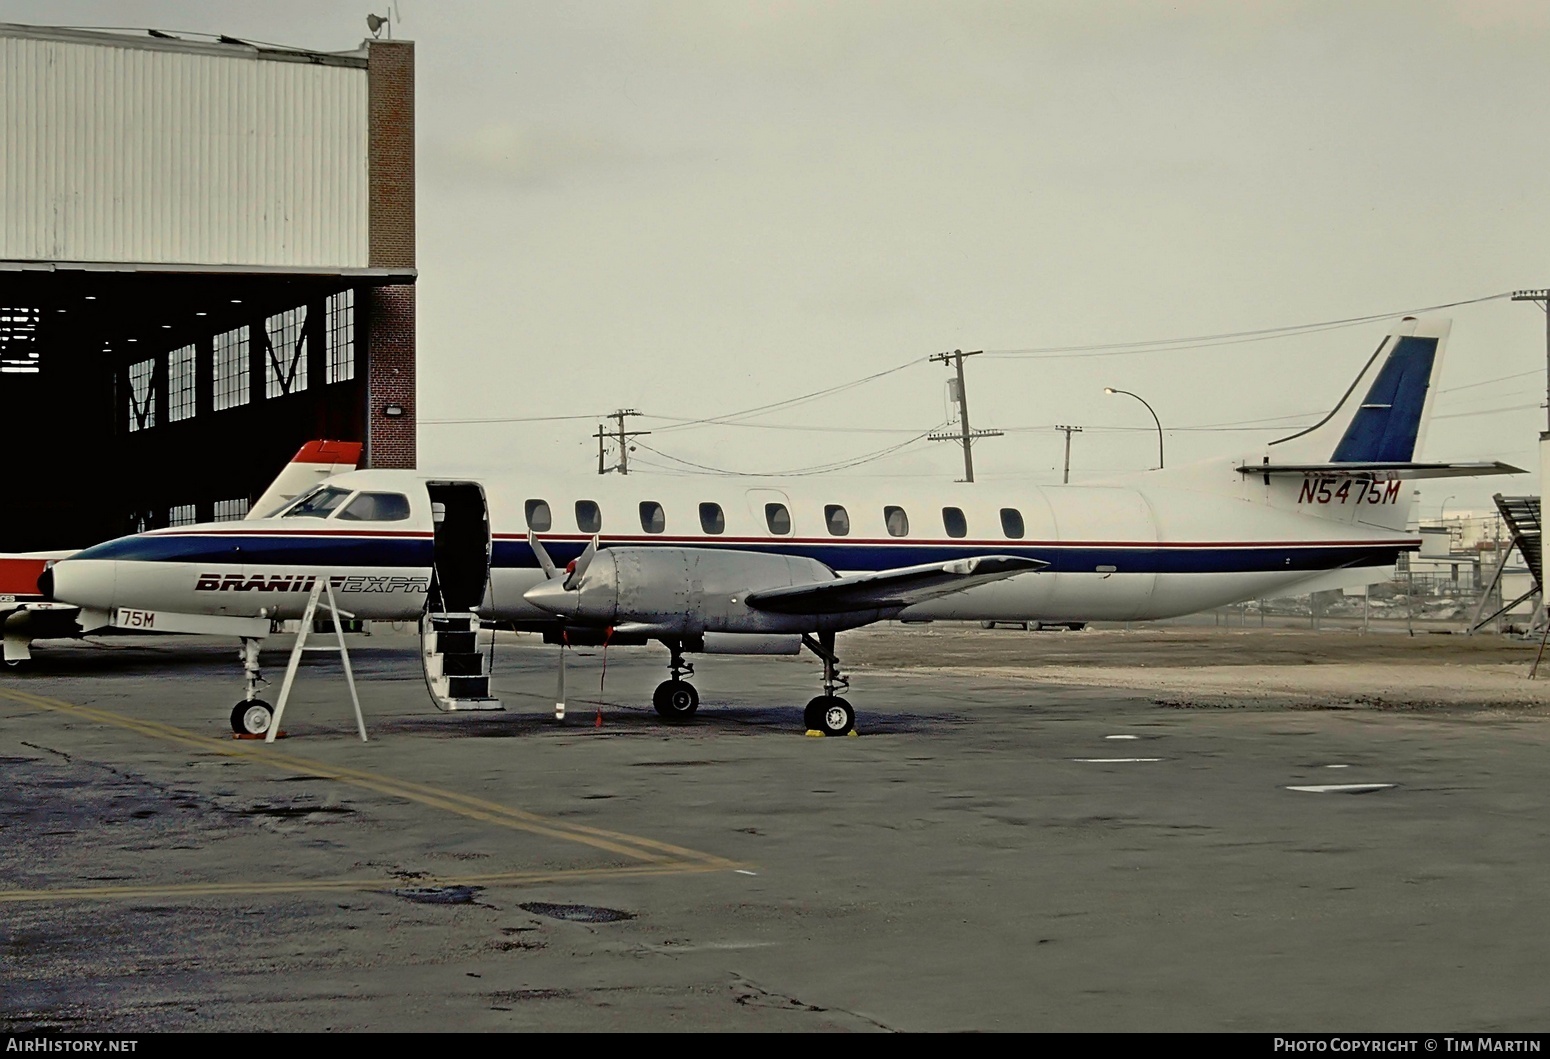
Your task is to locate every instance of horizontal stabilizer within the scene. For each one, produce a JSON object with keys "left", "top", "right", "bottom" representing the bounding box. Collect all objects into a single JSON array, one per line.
[
  {"left": 1236, "top": 461, "right": 1525, "bottom": 481},
  {"left": 746, "top": 555, "right": 1046, "bottom": 615}
]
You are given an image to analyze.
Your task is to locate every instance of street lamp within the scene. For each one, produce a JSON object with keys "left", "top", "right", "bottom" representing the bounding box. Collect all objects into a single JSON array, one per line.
[
  {"left": 1440, "top": 495, "right": 1456, "bottom": 524},
  {"left": 1104, "top": 387, "right": 1164, "bottom": 470}
]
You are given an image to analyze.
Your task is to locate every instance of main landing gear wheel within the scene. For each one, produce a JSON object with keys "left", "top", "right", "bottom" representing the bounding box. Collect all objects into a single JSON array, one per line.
[
  {"left": 804, "top": 695, "right": 854, "bottom": 737},
  {"left": 231, "top": 699, "right": 274, "bottom": 736},
  {"left": 653, "top": 680, "right": 699, "bottom": 720}
]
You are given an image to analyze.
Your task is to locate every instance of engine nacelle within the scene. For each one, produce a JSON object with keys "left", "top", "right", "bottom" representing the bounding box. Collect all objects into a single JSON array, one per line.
[{"left": 525, "top": 548, "right": 839, "bottom": 636}]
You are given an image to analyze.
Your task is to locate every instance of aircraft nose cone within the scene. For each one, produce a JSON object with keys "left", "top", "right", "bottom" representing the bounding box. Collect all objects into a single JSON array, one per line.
[
  {"left": 48, "top": 558, "right": 118, "bottom": 612},
  {"left": 523, "top": 576, "right": 575, "bottom": 616}
]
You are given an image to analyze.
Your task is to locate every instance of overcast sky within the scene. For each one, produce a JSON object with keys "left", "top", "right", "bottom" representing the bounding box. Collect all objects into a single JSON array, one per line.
[{"left": 7, "top": 1, "right": 1549, "bottom": 524}]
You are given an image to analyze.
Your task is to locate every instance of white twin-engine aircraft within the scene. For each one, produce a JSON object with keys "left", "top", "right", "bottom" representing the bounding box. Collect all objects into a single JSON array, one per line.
[{"left": 20, "top": 318, "right": 1522, "bottom": 736}]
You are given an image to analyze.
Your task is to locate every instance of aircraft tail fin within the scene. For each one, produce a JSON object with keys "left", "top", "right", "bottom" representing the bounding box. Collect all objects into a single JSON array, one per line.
[
  {"left": 1268, "top": 317, "right": 1449, "bottom": 464},
  {"left": 247, "top": 440, "right": 363, "bottom": 519}
]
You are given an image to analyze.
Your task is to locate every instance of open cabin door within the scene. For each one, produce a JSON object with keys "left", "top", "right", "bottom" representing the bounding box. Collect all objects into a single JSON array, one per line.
[
  {"left": 427, "top": 481, "right": 491, "bottom": 613},
  {"left": 421, "top": 481, "right": 501, "bottom": 712}
]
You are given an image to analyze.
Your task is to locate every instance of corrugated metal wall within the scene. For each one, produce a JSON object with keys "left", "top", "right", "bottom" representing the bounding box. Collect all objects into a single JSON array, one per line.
[{"left": 0, "top": 33, "right": 369, "bottom": 267}]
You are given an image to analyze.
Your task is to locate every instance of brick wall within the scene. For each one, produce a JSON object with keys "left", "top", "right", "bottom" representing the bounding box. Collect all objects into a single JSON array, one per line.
[{"left": 366, "top": 38, "right": 416, "bottom": 469}]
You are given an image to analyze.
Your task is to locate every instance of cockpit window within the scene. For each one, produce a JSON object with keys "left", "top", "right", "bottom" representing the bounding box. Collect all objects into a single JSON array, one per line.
[
  {"left": 337, "top": 492, "right": 412, "bottom": 522},
  {"left": 282, "top": 486, "right": 352, "bottom": 519}
]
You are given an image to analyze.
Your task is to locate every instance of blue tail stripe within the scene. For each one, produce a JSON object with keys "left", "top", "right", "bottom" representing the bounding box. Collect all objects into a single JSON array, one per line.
[{"left": 1331, "top": 335, "right": 1437, "bottom": 463}]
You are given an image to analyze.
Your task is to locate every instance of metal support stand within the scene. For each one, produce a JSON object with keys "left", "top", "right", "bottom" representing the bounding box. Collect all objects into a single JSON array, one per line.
[{"left": 266, "top": 579, "right": 366, "bottom": 743}]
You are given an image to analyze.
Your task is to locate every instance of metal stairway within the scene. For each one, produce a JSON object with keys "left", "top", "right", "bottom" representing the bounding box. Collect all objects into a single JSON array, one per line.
[
  {"left": 1469, "top": 495, "right": 1543, "bottom": 632},
  {"left": 1495, "top": 495, "right": 1543, "bottom": 590},
  {"left": 421, "top": 612, "right": 503, "bottom": 711}
]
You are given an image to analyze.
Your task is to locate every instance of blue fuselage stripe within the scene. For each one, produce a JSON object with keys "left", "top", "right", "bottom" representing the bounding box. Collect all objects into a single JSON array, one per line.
[{"left": 73, "top": 533, "right": 1402, "bottom": 576}]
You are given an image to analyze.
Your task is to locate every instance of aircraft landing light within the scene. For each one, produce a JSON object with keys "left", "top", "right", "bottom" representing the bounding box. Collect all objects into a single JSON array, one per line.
[{"left": 1285, "top": 783, "right": 1395, "bottom": 794}]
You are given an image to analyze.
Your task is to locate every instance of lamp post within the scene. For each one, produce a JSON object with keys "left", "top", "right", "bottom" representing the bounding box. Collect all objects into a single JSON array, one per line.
[{"left": 1104, "top": 387, "right": 1164, "bottom": 470}]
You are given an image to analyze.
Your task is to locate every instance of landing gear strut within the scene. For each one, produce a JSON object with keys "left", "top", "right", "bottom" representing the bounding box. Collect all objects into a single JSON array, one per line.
[
  {"left": 653, "top": 640, "right": 699, "bottom": 720},
  {"left": 230, "top": 636, "right": 274, "bottom": 736},
  {"left": 802, "top": 631, "right": 854, "bottom": 736}
]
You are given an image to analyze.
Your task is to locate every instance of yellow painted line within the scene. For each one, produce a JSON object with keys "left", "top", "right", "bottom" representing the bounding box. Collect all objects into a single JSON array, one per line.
[
  {"left": 0, "top": 860, "right": 734, "bottom": 905},
  {"left": 0, "top": 687, "right": 736, "bottom": 871}
]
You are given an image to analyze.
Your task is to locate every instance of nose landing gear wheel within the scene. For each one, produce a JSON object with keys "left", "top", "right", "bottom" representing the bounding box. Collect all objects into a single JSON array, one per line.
[
  {"left": 652, "top": 679, "right": 699, "bottom": 720},
  {"left": 231, "top": 699, "right": 274, "bottom": 736},
  {"left": 804, "top": 695, "right": 854, "bottom": 736}
]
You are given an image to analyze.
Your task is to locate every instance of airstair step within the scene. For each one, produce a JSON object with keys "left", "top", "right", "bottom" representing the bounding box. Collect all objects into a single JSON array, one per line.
[
  {"left": 438, "top": 652, "right": 486, "bottom": 676},
  {"left": 433, "top": 630, "right": 478, "bottom": 654},
  {"left": 444, "top": 674, "right": 491, "bottom": 699},
  {"left": 440, "top": 697, "right": 504, "bottom": 712}
]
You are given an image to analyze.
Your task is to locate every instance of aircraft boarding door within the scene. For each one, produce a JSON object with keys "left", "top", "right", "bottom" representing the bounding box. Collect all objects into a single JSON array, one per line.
[
  {"left": 426, "top": 481, "right": 491, "bottom": 614},
  {"left": 421, "top": 481, "right": 501, "bottom": 712}
]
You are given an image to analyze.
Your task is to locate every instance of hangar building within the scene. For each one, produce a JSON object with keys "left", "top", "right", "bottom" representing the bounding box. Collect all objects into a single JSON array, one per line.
[{"left": 0, "top": 23, "right": 416, "bottom": 552}]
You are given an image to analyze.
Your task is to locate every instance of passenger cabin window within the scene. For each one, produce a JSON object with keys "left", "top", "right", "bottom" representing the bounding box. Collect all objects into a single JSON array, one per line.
[
  {"left": 525, "top": 499, "right": 552, "bottom": 532},
  {"left": 699, "top": 502, "right": 725, "bottom": 535},
  {"left": 337, "top": 492, "right": 411, "bottom": 522},
  {"left": 640, "top": 500, "right": 666, "bottom": 534},
  {"left": 884, "top": 505, "right": 910, "bottom": 537},
  {"left": 575, "top": 500, "right": 602, "bottom": 534},
  {"left": 1000, "top": 507, "right": 1025, "bottom": 539},
  {"left": 283, "top": 486, "right": 351, "bottom": 519},
  {"left": 765, "top": 503, "right": 792, "bottom": 535},
  {"left": 824, "top": 504, "right": 850, "bottom": 536},
  {"left": 942, "top": 507, "right": 967, "bottom": 539}
]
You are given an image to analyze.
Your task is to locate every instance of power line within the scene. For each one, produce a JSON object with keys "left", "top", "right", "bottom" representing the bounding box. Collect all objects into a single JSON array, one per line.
[
  {"left": 980, "top": 292, "right": 1513, "bottom": 360},
  {"left": 649, "top": 357, "right": 928, "bottom": 433},
  {"left": 631, "top": 431, "right": 937, "bottom": 478},
  {"left": 422, "top": 412, "right": 602, "bottom": 426}
]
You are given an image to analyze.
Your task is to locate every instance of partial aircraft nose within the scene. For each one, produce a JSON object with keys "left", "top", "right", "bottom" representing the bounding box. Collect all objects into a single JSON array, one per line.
[{"left": 48, "top": 557, "right": 118, "bottom": 613}]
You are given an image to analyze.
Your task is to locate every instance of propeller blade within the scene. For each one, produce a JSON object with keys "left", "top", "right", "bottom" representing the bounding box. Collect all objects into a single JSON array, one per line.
[
  {"left": 564, "top": 535, "right": 600, "bottom": 590},
  {"left": 528, "top": 530, "right": 557, "bottom": 579}
]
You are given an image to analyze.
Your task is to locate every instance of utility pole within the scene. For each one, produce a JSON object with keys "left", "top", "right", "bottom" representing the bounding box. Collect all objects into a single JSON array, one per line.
[
  {"left": 927, "top": 349, "right": 1002, "bottom": 483},
  {"left": 1512, "top": 289, "right": 1550, "bottom": 434},
  {"left": 1514, "top": 288, "right": 1550, "bottom": 609},
  {"left": 1055, "top": 425, "right": 1083, "bottom": 484},
  {"left": 594, "top": 409, "right": 650, "bottom": 475}
]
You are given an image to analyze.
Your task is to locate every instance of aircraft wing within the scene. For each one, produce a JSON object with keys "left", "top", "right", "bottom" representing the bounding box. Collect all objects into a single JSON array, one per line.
[
  {"left": 744, "top": 555, "right": 1046, "bottom": 615},
  {"left": 1236, "top": 461, "right": 1524, "bottom": 480}
]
